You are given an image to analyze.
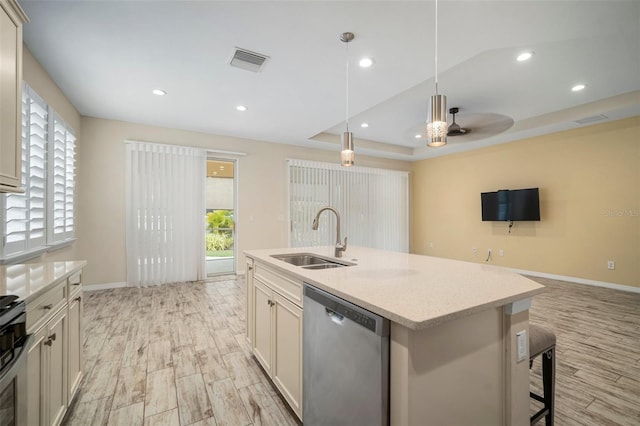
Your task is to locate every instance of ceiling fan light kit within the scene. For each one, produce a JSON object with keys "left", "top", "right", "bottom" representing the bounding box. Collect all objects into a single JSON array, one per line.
[{"left": 340, "top": 31, "right": 355, "bottom": 166}]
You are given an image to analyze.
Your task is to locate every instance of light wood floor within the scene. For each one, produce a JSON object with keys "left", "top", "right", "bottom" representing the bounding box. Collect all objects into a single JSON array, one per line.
[
  {"left": 63, "top": 275, "right": 640, "bottom": 425},
  {"left": 528, "top": 277, "right": 640, "bottom": 426}
]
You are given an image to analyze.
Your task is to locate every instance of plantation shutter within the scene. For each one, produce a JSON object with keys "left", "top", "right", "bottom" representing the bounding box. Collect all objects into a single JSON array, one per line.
[
  {"left": 48, "top": 113, "right": 75, "bottom": 243},
  {"left": 2, "top": 85, "right": 48, "bottom": 256}
]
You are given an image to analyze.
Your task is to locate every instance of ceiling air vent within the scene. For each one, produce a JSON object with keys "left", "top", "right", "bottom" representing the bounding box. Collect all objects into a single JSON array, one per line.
[
  {"left": 229, "top": 48, "right": 269, "bottom": 73},
  {"left": 575, "top": 114, "right": 608, "bottom": 124}
]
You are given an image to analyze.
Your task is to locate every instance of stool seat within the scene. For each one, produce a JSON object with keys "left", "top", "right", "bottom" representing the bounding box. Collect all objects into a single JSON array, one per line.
[
  {"left": 529, "top": 324, "right": 556, "bottom": 358},
  {"left": 529, "top": 324, "right": 556, "bottom": 426}
]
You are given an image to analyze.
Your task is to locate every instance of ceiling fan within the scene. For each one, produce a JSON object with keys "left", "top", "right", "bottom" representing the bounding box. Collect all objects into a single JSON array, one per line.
[{"left": 447, "top": 107, "right": 470, "bottom": 136}]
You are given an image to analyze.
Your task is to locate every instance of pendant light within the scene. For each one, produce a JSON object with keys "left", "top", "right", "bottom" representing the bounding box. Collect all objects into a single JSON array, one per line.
[
  {"left": 427, "top": 0, "right": 447, "bottom": 147},
  {"left": 340, "top": 32, "right": 355, "bottom": 166}
]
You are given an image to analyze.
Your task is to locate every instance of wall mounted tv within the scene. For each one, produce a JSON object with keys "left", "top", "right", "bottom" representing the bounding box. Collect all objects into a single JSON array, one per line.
[{"left": 481, "top": 188, "right": 540, "bottom": 221}]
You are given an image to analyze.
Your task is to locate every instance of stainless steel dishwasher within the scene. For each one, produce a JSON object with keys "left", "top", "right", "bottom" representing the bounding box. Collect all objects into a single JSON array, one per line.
[{"left": 303, "top": 283, "right": 389, "bottom": 426}]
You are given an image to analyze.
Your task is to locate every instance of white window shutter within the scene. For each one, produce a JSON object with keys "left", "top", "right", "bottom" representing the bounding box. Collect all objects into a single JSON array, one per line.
[
  {"left": 1, "top": 85, "right": 49, "bottom": 257},
  {"left": 48, "top": 113, "right": 75, "bottom": 244}
]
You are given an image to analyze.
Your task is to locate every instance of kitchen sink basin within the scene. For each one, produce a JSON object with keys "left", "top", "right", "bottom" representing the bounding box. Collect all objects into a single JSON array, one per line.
[{"left": 271, "top": 253, "right": 354, "bottom": 269}]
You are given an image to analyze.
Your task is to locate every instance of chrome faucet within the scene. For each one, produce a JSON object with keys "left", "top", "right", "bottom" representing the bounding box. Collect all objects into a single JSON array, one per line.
[{"left": 312, "top": 207, "right": 348, "bottom": 258}]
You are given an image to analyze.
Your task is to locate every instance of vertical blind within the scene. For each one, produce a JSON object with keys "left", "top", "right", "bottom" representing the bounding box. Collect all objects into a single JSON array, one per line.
[
  {"left": 288, "top": 159, "right": 409, "bottom": 252},
  {"left": 125, "top": 141, "right": 206, "bottom": 287}
]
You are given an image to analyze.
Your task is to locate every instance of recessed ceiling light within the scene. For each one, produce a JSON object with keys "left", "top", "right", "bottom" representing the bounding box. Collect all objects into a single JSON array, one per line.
[
  {"left": 361, "top": 123, "right": 369, "bottom": 128},
  {"left": 571, "top": 84, "right": 586, "bottom": 92},
  {"left": 415, "top": 134, "right": 423, "bottom": 139},
  {"left": 359, "top": 57, "right": 374, "bottom": 68},
  {"left": 516, "top": 52, "right": 534, "bottom": 62},
  {"left": 236, "top": 105, "right": 248, "bottom": 111},
  {"left": 152, "top": 89, "right": 166, "bottom": 96}
]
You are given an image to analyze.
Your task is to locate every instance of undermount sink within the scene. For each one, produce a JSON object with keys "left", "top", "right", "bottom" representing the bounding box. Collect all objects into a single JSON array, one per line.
[{"left": 271, "top": 253, "right": 355, "bottom": 269}]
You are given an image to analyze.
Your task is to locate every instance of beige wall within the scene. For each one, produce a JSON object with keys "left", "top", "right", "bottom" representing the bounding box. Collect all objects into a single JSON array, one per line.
[
  {"left": 411, "top": 116, "right": 640, "bottom": 288},
  {"left": 78, "top": 117, "right": 411, "bottom": 285}
]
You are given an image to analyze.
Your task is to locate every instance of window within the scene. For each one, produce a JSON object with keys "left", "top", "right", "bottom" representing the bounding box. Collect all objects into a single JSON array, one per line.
[
  {"left": 49, "top": 113, "right": 76, "bottom": 243},
  {"left": 288, "top": 159, "right": 409, "bottom": 252},
  {"left": 0, "top": 84, "right": 76, "bottom": 261}
]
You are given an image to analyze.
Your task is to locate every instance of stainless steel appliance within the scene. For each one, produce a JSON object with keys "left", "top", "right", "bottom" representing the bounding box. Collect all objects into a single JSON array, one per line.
[
  {"left": 303, "top": 284, "right": 389, "bottom": 426},
  {"left": 0, "top": 295, "right": 30, "bottom": 426}
]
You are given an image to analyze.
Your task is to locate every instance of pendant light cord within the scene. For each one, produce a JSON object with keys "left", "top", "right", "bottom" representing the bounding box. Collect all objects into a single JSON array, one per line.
[
  {"left": 345, "top": 38, "right": 350, "bottom": 132},
  {"left": 434, "top": 0, "right": 439, "bottom": 95}
]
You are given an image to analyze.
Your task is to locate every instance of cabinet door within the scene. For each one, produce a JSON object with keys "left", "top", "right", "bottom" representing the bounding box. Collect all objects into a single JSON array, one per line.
[
  {"left": 272, "top": 292, "right": 303, "bottom": 418},
  {"left": 253, "top": 278, "right": 273, "bottom": 374},
  {"left": 27, "top": 325, "right": 47, "bottom": 426},
  {"left": 245, "top": 258, "right": 254, "bottom": 345},
  {"left": 47, "top": 308, "right": 68, "bottom": 426},
  {"left": 67, "top": 292, "right": 83, "bottom": 402},
  {"left": 0, "top": 1, "right": 23, "bottom": 190}
]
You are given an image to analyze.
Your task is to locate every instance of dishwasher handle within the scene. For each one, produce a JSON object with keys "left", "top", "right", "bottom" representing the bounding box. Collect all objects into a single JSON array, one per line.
[{"left": 325, "top": 307, "right": 345, "bottom": 325}]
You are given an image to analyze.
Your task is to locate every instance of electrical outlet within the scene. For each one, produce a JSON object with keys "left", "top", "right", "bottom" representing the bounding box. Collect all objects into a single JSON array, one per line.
[
  {"left": 608, "top": 260, "right": 615, "bottom": 270},
  {"left": 516, "top": 330, "right": 527, "bottom": 363},
  {"left": 429, "top": 242, "right": 434, "bottom": 248},
  {"left": 499, "top": 249, "right": 504, "bottom": 257},
  {"left": 472, "top": 247, "right": 477, "bottom": 253}
]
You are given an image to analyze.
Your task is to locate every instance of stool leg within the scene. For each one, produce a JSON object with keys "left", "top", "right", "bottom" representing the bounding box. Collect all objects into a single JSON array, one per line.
[{"left": 542, "top": 347, "right": 555, "bottom": 426}]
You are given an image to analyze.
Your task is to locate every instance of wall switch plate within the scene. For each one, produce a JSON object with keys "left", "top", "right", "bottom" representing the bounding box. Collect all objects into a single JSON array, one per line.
[
  {"left": 472, "top": 247, "right": 477, "bottom": 253},
  {"left": 516, "top": 330, "right": 527, "bottom": 363},
  {"left": 499, "top": 249, "right": 504, "bottom": 257},
  {"left": 608, "top": 260, "right": 615, "bottom": 270}
]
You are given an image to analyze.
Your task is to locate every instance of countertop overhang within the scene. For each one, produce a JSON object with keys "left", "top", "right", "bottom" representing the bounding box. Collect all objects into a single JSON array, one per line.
[
  {"left": 245, "top": 246, "right": 545, "bottom": 330},
  {"left": 0, "top": 260, "right": 87, "bottom": 303}
]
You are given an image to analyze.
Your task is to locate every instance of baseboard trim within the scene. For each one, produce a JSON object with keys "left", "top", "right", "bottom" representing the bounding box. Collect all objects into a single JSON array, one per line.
[
  {"left": 84, "top": 282, "right": 127, "bottom": 291},
  {"left": 506, "top": 268, "right": 640, "bottom": 294}
]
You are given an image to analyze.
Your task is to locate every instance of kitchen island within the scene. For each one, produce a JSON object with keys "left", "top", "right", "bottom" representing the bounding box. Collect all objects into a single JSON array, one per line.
[{"left": 245, "top": 246, "right": 544, "bottom": 425}]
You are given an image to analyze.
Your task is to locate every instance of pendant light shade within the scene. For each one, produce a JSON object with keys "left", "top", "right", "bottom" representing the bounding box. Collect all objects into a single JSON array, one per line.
[
  {"left": 427, "top": 0, "right": 447, "bottom": 147},
  {"left": 340, "top": 32, "right": 355, "bottom": 166},
  {"left": 341, "top": 131, "right": 354, "bottom": 166},
  {"left": 427, "top": 94, "right": 447, "bottom": 147}
]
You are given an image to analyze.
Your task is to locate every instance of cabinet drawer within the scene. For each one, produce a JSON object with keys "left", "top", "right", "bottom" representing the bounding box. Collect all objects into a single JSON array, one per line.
[
  {"left": 254, "top": 262, "right": 302, "bottom": 306},
  {"left": 68, "top": 271, "right": 82, "bottom": 297},
  {"left": 68, "top": 271, "right": 81, "bottom": 287},
  {"left": 26, "top": 280, "right": 66, "bottom": 333}
]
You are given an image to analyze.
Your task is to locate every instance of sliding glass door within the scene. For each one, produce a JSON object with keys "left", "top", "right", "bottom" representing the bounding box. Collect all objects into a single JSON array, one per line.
[{"left": 205, "top": 158, "right": 236, "bottom": 276}]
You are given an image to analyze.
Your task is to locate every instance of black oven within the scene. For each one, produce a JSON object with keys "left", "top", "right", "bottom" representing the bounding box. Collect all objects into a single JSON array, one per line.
[{"left": 0, "top": 296, "right": 30, "bottom": 426}]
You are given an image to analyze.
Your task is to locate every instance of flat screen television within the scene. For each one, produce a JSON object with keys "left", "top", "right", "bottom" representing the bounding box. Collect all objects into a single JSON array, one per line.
[{"left": 481, "top": 188, "right": 540, "bottom": 221}]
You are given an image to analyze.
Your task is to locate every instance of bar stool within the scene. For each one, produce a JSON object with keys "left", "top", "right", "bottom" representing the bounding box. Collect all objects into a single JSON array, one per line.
[{"left": 529, "top": 324, "right": 556, "bottom": 425}]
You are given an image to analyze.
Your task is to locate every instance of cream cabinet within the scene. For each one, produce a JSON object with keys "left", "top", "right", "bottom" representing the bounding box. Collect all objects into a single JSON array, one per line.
[
  {"left": 67, "top": 272, "right": 83, "bottom": 402},
  {"left": 26, "top": 268, "right": 84, "bottom": 426},
  {"left": 245, "top": 258, "right": 254, "bottom": 344},
  {"left": 248, "top": 258, "right": 303, "bottom": 420},
  {"left": 0, "top": 0, "right": 28, "bottom": 192},
  {"left": 27, "top": 305, "right": 68, "bottom": 426}
]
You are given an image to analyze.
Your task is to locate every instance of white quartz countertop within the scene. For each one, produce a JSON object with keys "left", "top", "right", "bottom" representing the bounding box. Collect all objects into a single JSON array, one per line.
[
  {"left": 0, "top": 261, "right": 87, "bottom": 303},
  {"left": 245, "top": 246, "right": 544, "bottom": 330}
]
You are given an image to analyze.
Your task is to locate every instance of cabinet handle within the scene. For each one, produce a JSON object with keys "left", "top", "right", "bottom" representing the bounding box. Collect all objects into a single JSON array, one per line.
[
  {"left": 72, "top": 282, "right": 81, "bottom": 286},
  {"left": 49, "top": 333, "right": 57, "bottom": 341},
  {"left": 44, "top": 339, "right": 52, "bottom": 347},
  {"left": 75, "top": 296, "right": 82, "bottom": 302},
  {"left": 43, "top": 304, "right": 53, "bottom": 310},
  {"left": 248, "top": 266, "right": 253, "bottom": 271}
]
